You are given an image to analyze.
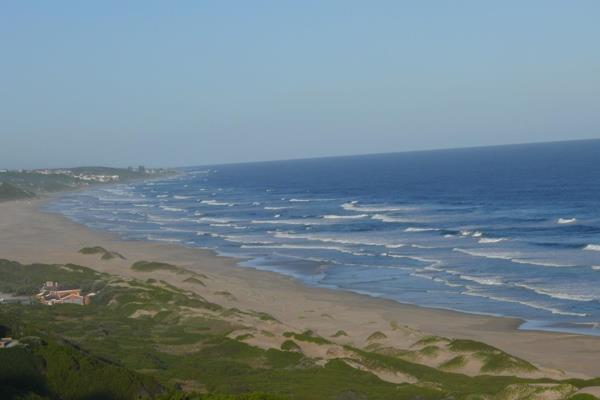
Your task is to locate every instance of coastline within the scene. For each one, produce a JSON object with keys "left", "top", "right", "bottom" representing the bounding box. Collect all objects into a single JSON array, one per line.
[{"left": 1, "top": 197, "right": 600, "bottom": 378}]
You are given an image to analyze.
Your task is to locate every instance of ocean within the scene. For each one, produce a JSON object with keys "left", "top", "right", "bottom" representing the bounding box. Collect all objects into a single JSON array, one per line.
[{"left": 45, "top": 140, "right": 600, "bottom": 335}]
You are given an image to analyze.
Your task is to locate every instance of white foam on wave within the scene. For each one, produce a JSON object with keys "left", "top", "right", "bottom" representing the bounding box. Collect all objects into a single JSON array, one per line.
[
  {"left": 381, "top": 253, "right": 439, "bottom": 264},
  {"left": 198, "top": 217, "right": 234, "bottom": 224},
  {"left": 453, "top": 248, "right": 574, "bottom": 267},
  {"left": 558, "top": 218, "right": 577, "bottom": 224},
  {"left": 342, "top": 202, "right": 415, "bottom": 213},
  {"left": 173, "top": 195, "right": 191, "bottom": 200},
  {"left": 584, "top": 244, "right": 600, "bottom": 252},
  {"left": 461, "top": 289, "right": 588, "bottom": 317},
  {"left": 459, "top": 274, "right": 504, "bottom": 286},
  {"left": 252, "top": 218, "right": 327, "bottom": 226},
  {"left": 240, "top": 243, "right": 357, "bottom": 255},
  {"left": 371, "top": 214, "right": 412, "bottom": 223},
  {"left": 514, "top": 283, "right": 595, "bottom": 302},
  {"left": 273, "top": 231, "right": 402, "bottom": 248},
  {"left": 478, "top": 238, "right": 506, "bottom": 244},
  {"left": 264, "top": 206, "right": 289, "bottom": 210},
  {"left": 159, "top": 206, "right": 184, "bottom": 213},
  {"left": 592, "top": 266, "right": 600, "bottom": 271},
  {"left": 323, "top": 214, "right": 369, "bottom": 220},
  {"left": 200, "top": 200, "right": 235, "bottom": 206},
  {"left": 146, "top": 235, "right": 182, "bottom": 243},
  {"left": 156, "top": 194, "right": 169, "bottom": 198},
  {"left": 404, "top": 227, "right": 439, "bottom": 233}
]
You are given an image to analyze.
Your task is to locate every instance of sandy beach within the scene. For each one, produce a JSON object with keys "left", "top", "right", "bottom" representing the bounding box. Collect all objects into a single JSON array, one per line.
[{"left": 1, "top": 198, "right": 599, "bottom": 379}]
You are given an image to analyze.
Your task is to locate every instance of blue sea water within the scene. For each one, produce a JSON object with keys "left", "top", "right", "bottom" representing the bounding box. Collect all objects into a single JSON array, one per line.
[{"left": 45, "top": 140, "right": 600, "bottom": 335}]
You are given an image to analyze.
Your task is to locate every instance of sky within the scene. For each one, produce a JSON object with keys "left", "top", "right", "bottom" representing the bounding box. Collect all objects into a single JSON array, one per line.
[{"left": 1, "top": 1, "right": 599, "bottom": 169}]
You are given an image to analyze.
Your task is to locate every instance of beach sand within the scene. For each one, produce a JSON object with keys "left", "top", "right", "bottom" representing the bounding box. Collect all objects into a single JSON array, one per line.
[{"left": 1, "top": 198, "right": 599, "bottom": 378}]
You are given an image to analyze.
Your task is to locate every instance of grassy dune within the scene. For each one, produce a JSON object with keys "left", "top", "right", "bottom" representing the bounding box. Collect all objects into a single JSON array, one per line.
[{"left": 1, "top": 259, "right": 599, "bottom": 400}]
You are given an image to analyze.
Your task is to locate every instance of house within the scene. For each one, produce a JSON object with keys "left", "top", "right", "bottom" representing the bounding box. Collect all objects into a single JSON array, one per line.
[
  {"left": 36, "top": 284, "right": 94, "bottom": 306},
  {"left": 0, "top": 338, "right": 18, "bottom": 349}
]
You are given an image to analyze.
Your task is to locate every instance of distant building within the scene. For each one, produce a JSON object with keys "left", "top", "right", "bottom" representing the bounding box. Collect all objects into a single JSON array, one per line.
[
  {"left": 0, "top": 338, "right": 18, "bottom": 349},
  {"left": 36, "top": 283, "right": 94, "bottom": 306}
]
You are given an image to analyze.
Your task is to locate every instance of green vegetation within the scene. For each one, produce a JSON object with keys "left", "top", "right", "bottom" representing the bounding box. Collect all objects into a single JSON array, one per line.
[
  {"left": 0, "top": 167, "right": 175, "bottom": 200},
  {"left": 283, "top": 330, "right": 330, "bottom": 345},
  {"left": 79, "top": 246, "right": 126, "bottom": 260},
  {"left": 280, "top": 340, "right": 301, "bottom": 352},
  {"left": 183, "top": 277, "right": 206, "bottom": 286},
  {"left": 0, "top": 182, "right": 35, "bottom": 202},
  {"left": 448, "top": 339, "right": 537, "bottom": 373},
  {"left": 439, "top": 355, "right": 467, "bottom": 370},
  {"left": 367, "top": 331, "right": 387, "bottom": 341},
  {"left": 332, "top": 330, "right": 348, "bottom": 337},
  {"left": 2, "top": 259, "right": 600, "bottom": 400},
  {"left": 132, "top": 261, "right": 185, "bottom": 274}
]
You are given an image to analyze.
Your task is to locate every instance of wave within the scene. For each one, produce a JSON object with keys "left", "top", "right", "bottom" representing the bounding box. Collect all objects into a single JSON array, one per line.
[
  {"left": 514, "top": 283, "right": 595, "bottom": 302},
  {"left": 240, "top": 243, "right": 357, "bottom": 255},
  {"left": 289, "top": 198, "right": 333, "bottom": 203},
  {"left": 592, "top": 266, "right": 600, "bottom": 271},
  {"left": 342, "top": 202, "right": 415, "bottom": 213},
  {"left": 558, "top": 218, "right": 577, "bottom": 224},
  {"left": 584, "top": 244, "right": 600, "bottom": 252},
  {"left": 461, "top": 289, "right": 588, "bottom": 317},
  {"left": 460, "top": 274, "right": 504, "bottom": 286},
  {"left": 478, "top": 238, "right": 506, "bottom": 243},
  {"left": 264, "top": 206, "right": 289, "bottom": 210},
  {"left": 404, "top": 227, "right": 439, "bottom": 232},
  {"left": 156, "top": 194, "right": 169, "bottom": 198},
  {"left": 252, "top": 218, "right": 328, "bottom": 226},
  {"left": 199, "top": 200, "right": 235, "bottom": 206},
  {"left": 454, "top": 248, "right": 575, "bottom": 268},
  {"left": 173, "top": 195, "right": 191, "bottom": 200},
  {"left": 273, "top": 231, "right": 404, "bottom": 248},
  {"left": 371, "top": 214, "right": 412, "bottom": 223},
  {"left": 322, "top": 214, "right": 369, "bottom": 220},
  {"left": 146, "top": 235, "right": 182, "bottom": 243},
  {"left": 381, "top": 253, "right": 440, "bottom": 264},
  {"left": 198, "top": 217, "right": 234, "bottom": 224},
  {"left": 159, "top": 206, "right": 184, "bottom": 212}
]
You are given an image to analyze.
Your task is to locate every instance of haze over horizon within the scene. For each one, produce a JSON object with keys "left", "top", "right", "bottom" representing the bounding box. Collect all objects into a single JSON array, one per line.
[{"left": 1, "top": 1, "right": 599, "bottom": 169}]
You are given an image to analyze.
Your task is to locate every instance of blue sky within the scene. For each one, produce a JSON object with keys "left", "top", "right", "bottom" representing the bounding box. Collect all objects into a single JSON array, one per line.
[{"left": 1, "top": 1, "right": 599, "bottom": 168}]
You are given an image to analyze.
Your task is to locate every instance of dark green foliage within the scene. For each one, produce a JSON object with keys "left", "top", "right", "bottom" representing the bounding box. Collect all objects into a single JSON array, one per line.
[
  {"left": 79, "top": 247, "right": 126, "bottom": 260},
  {"left": 280, "top": 340, "right": 301, "bottom": 352},
  {"left": 4, "top": 259, "right": 600, "bottom": 400},
  {"left": 331, "top": 330, "right": 348, "bottom": 337},
  {"left": 283, "top": 330, "right": 330, "bottom": 345},
  {"left": 183, "top": 277, "right": 205, "bottom": 286},
  {"left": 0, "top": 259, "right": 103, "bottom": 296},
  {"left": 0, "top": 182, "right": 35, "bottom": 201},
  {"left": 366, "top": 331, "right": 387, "bottom": 341},
  {"left": 132, "top": 261, "right": 184, "bottom": 274}
]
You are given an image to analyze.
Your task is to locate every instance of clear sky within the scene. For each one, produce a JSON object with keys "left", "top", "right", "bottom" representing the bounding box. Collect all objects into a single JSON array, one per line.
[{"left": 1, "top": 1, "right": 599, "bottom": 169}]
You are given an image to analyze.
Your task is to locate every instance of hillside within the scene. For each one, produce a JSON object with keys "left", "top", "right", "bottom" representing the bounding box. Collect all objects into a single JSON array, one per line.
[
  {"left": 0, "top": 182, "right": 35, "bottom": 202},
  {"left": 1, "top": 258, "right": 599, "bottom": 400}
]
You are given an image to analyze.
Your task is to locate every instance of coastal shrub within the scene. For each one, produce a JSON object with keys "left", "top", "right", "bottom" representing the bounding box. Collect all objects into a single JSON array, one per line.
[
  {"left": 280, "top": 340, "right": 301, "bottom": 352},
  {"left": 367, "top": 331, "right": 387, "bottom": 341},
  {"left": 332, "top": 330, "right": 348, "bottom": 338},
  {"left": 79, "top": 246, "right": 126, "bottom": 260},
  {"left": 183, "top": 277, "right": 206, "bottom": 286},
  {"left": 419, "top": 345, "right": 440, "bottom": 357},
  {"left": 439, "top": 355, "right": 466, "bottom": 370},
  {"left": 284, "top": 330, "right": 330, "bottom": 345},
  {"left": 131, "top": 261, "right": 184, "bottom": 274}
]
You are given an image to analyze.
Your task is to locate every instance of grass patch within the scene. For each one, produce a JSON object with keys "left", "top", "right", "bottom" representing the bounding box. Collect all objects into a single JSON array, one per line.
[
  {"left": 280, "top": 340, "right": 301, "bottom": 352},
  {"left": 131, "top": 261, "right": 184, "bottom": 274},
  {"left": 79, "top": 246, "right": 126, "bottom": 260},
  {"left": 332, "top": 330, "right": 348, "bottom": 338},
  {"left": 367, "top": 331, "right": 387, "bottom": 341},
  {"left": 183, "top": 276, "right": 206, "bottom": 286},
  {"left": 439, "top": 355, "right": 466, "bottom": 370}
]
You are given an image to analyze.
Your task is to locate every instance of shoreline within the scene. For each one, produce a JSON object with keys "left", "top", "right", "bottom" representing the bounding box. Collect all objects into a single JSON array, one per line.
[{"left": 1, "top": 196, "right": 600, "bottom": 377}]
